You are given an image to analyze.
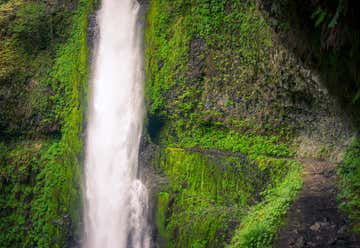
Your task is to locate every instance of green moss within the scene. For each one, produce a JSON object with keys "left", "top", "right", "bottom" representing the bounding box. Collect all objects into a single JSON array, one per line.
[
  {"left": 156, "top": 191, "right": 171, "bottom": 246},
  {"left": 146, "top": 1, "right": 303, "bottom": 247},
  {"left": 155, "top": 148, "right": 300, "bottom": 247},
  {"left": 29, "top": 0, "right": 93, "bottom": 246},
  {"left": 228, "top": 161, "right": 302, "bottom": 248},
  {"left": 145, "top": 1, "right": 281, "bottom": 145},
  {"left": 0, "top": 0, "right": 94, "bottom": 246},
  {"left": 10, "top": 2, "right": 49, "bottom": 50},
  {"left": 145, "top": 0, "right": 191, "bottom": 117},
  {"left": 338, "top": 137, "right": 360, "bottom": 234},
  {"left": 0, "top": 141, "right": 49, "bottom": 247},
  {"left": 175, "top": 129, "right": 293, "bottom": 159},
  {"left": 155, "top": 148, "right": 254, "bottom": 247},
  {"left": 0, "top": 0, "right": 82, "bottom": 136}
]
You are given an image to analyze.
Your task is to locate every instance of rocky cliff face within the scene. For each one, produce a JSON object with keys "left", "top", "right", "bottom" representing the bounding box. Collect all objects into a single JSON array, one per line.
[
  {"left": 143, "top": 0, "right": 358, "bottom": 247},
  {"left": 144, "top": 1, "right": 355, "bottom": 161}
]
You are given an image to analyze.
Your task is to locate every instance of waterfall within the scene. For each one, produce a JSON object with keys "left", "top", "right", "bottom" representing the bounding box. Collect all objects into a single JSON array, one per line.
[{"left": 84, "top": 0, "right": 150, "bottom": 247}]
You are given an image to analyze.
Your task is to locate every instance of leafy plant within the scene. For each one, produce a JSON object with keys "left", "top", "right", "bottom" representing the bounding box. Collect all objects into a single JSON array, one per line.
[{"left": 338, "top": 137, "right": 360, "bottom": 234}]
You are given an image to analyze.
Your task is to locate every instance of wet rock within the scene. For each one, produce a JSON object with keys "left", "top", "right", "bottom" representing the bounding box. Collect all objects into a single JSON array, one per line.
[
  {"left": 188, "top": 37, "right": 206, "bottom": 82},
  {"left": 307, "top": 241, "right": 316, "bottom": 247},
  {"left": 294, "top": 236, "right": 304, "bottom": 247},
  {"left": 310, "top": 222, "right": 321, "bottom": 231},
  {"left": 338, "top": 225, "right": 347, "bottom": 235}
]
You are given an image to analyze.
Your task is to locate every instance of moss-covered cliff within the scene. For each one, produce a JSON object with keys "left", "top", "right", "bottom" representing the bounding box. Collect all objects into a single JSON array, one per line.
[
  {"left": 144, "top": 0, "right": 358, "bottom": 247},
  {"left": 0, "top": 0, "right": 94, "bottom": 246},
  {"left": 152, "top": 148, "right": 302, "bottom": 247}
]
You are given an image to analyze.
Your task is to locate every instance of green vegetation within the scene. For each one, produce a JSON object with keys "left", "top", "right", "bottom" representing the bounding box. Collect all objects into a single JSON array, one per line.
[
  {"left": 155, "top": 148, "right": 302, "bottom": 247},
  {"left": 29, "top": 0, "right": 92, "bottom": 245},
  {"left": 155, "top": 148, "right": 258, "bottom": 248},
  {"left": 175, "top": 129, "right": 293, "bottom": 159},
  {"left": 273, "top": 0, "right": 360, "bottom": 107},
  {"left": 11, "top": 2, "right": 51, "bottom": 50},
  {"left": 338, "top": 137, "right": 360, "bottom": 234},
  {"left": 0, "top": 0, "right": 80, "bottom": 136},
  {"left": 145, "top": 0, "right": 289, "bottom": 147},
  {"left": 228, "top": 161, "right": 302, "bottom": 248},
  {"left": 4, "top": 0, "right": 358, "bottom": 246},
  {"left": 156, "top": 191, "right": 171, "bottom": 246},
  {"left": 0, "top": 141, "right": 49, "bottom": 246},
  {"left": 0, "top": 0, "right": 94, "bottom": 246},
  {"left": 146, "top": 1, "right": 305, "bottom": 247}
]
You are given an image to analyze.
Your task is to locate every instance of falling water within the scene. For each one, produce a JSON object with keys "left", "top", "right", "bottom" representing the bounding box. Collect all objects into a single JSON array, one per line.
[{"left": 84, "top": 0, "right": 150, "bottom": 247}]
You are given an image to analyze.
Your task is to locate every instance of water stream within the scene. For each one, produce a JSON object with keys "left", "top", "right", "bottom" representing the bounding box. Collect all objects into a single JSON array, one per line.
[{"left": 84, "top": 0, "right": 150, "bottom": 247}]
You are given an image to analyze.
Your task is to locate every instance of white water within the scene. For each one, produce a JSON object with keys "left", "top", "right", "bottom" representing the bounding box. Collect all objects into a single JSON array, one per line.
[{"left": 84, "top": 0, "right": 150, "bottom": 247}]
